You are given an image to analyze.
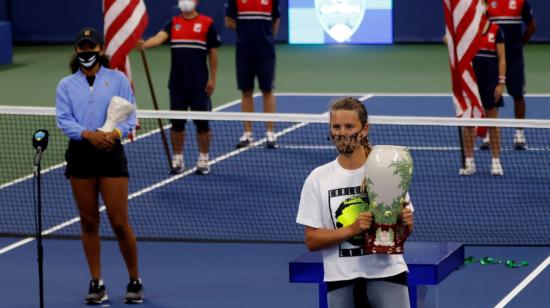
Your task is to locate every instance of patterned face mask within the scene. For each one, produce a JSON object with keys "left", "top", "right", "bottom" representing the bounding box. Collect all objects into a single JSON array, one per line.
[
  {"left": 330, "top": 131, "right": 362, "bottom": 154},
  {"left": 77, "top": 51, "right": 99, "bottom": 70}
]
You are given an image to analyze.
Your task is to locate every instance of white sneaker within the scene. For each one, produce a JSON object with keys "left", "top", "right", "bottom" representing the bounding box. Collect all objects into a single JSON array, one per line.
[
  {"left": 196, "top": 154, "right": 210, "bottom": 175},
  {"left": 236, "top": 133, "right": 254, "bottom": 148},
  {"left": 459, "top": 158, "right": 476, "bottom": 176},
  {"left": 491, "top": 159, "right": 504, "bottom": 176},
  {"left": 171, "top": 154, "right": 184, "bottom": 174},
  {"left": 514, "top": 129, "right": 527, "bottom": 150},
  {"left": 266, "top": 131, "right": 277, "bottom": 149}
]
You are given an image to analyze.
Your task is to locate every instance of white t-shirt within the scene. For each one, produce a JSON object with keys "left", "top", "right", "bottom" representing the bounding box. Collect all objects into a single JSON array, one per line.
[{"left": 296, "top": 158, "right": 412, "bottom": 282}]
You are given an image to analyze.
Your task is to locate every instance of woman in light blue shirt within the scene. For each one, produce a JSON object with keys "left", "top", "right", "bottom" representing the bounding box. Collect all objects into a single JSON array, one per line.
[{"left": 55, "top": 28, "right": 142, "bottom": 305}]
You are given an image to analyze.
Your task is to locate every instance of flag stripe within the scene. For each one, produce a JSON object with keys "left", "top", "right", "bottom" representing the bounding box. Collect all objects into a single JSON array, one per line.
[
  {"left": 102, "top": 0, "right": 148, "bottom": 78},
  {"left": 444, "top": 0, "right": 485, "bottom": 118},
  {"left": 105, "top": 0, "right": 136, "bottom": 48},
  {"left": 107, "top": 3, "right": 147, "bottom": 68}
]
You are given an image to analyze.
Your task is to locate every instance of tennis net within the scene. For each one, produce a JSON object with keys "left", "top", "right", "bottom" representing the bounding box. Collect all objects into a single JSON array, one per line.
[{"left": 1, "top": 106, "right": 549, "bottom": 245}]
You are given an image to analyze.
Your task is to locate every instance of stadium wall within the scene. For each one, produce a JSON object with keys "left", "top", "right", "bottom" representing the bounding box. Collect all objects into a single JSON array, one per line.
[
  {"left": 0, "top": 0, "right": 8, "bottom": 20},
  {"left": 4, "top": 0, "right": 550, "bottom": 43}
]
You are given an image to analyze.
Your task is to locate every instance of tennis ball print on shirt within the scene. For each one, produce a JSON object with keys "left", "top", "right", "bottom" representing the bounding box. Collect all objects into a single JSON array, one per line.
[
  {"left": 329, "top": 186, "right": 369, "bottom": 256},
  {"left": 335, "top": 196, "right": 368, "bottom": 246}
]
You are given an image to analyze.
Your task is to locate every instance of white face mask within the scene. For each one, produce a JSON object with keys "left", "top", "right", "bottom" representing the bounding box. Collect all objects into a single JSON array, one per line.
[{"left": 178, "top": 0, "right": 196, "bottom": 13}]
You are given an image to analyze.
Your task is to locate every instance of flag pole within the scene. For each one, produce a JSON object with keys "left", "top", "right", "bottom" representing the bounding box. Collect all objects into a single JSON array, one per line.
[
  {"left": 139, "top": 49, "right": 173, "bottom": 171},
  {"left": 458, "top": 127, "right": 466, "bottom": 168}
]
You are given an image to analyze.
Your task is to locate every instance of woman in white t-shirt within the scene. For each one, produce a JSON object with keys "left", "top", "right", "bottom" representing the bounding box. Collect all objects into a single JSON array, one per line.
[{"left": 296, "top": 97, "right": 414, "bottom": 308}]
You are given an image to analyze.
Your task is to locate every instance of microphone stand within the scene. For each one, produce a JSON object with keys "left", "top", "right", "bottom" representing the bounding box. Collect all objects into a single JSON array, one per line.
[{"left": 34, "top": 146, "right": 45, "bottom": 308}]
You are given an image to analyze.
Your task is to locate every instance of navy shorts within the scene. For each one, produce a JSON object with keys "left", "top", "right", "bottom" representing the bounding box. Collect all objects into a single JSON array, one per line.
[
  {"left": 236, "top": 53, "right": 275, "bottom": 92},
  {"left": 65, "top": 140, "right": 128, "bottom": 178},
  {"left": 169, "top": 87, "right": 212, "bottom": 133},
  {"left": 505, "top": 56, "right": 526, "bottom": 100},
  {"left": 473, "top": 57, "right": 504, "bottom": 110}
]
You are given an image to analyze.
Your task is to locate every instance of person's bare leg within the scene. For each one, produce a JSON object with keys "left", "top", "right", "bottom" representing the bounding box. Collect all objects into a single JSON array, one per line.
[
  {"left": 262, "top": 90, "right": 276, "bottom": 132},
  {"left": 170, "top": 130, "right": 185, "bottom": 156},
  {"left": 241, "top": 90, "right": 254, "bottom": 133},
  {"left": 486, "top": 108, "right": 500, "bottom": 159},
  {"left": 197, "top": 131, "right": 211, "bottom": 154},
  {"left": 513, "top": 96, "right": 526, "bottom": 120},
  {"left": 462, "top": 126, "right": 475, "bottom": 159},
  {"left": 70, "top": 177, "right": 101, "bottom": 280},
  {"left": 99, "top": 177, "right": 139, "bottom": 279}
]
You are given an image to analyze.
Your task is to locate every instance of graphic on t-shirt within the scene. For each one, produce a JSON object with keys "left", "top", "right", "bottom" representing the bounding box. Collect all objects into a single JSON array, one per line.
[{"left": 329, "top": 186, "right": 369, "bottom": 257}]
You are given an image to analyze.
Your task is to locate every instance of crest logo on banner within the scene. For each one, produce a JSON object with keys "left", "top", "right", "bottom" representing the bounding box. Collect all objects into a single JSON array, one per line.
[{"left": 315, "top": 0, "right": 366, "bottom": 43}]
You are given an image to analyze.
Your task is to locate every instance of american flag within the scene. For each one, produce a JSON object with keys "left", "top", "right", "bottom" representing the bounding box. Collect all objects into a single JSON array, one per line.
[
  {"left": 443, "top": 0, "right": 487, "bottom": 118},
  {"left": 103, "top": 0, "right": 148, "bottom": 79},
  {"left": 103, "top": 0, "right": 148, "bottom": 140}
]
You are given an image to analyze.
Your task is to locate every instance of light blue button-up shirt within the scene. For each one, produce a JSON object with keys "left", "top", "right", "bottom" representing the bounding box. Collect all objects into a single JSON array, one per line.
[{"left": 55, "top": 66, "right": 137, "bottom": 141}]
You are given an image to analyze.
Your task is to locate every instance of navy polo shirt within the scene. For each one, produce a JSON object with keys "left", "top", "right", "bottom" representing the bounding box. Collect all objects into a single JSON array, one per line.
[
  {"left": 162, "top": 14, "right": 221, "bottom": 89},
  {"left": 226, "top": 0, "right": 280, "bottom": 57},
  {"left": 487, "top": 0, "right": 534, "bottom": 58}
]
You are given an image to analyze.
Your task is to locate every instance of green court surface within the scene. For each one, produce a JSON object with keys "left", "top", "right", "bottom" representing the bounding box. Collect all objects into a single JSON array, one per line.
[{"left": 1, "top": 44, "right": 549, "bottom": 109}]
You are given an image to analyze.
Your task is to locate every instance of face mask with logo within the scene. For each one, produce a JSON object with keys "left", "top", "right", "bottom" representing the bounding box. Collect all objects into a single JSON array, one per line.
[
  {"left": 330, "top": 131, "right": 364, "bottom": 154},
  {"left": 178, "top": 0, "right": 196, "bottom": 13},
  {"left": 77, "top": 51, "right": 99, "bottom": 71}
]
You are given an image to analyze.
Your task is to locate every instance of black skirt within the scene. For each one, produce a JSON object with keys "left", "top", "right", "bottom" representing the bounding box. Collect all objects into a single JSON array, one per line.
[{"left": 64, "top": 139, "right": 129, "bottom": 178}]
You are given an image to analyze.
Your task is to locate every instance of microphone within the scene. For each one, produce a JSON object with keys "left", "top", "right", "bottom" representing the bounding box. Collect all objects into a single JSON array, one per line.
[{"left": 33, "top": 130, "right": 49, "bottom": 168}]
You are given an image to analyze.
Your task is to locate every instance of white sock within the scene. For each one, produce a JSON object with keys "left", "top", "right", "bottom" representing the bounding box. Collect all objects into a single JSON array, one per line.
[
  {"left": 465, "top": 157, "right": 474, "bottom": 166},
  {"left": 492, "top": 158, "right": 500, "bottom": 164},
  {"left": 173, "top": 154, "right": 183, "bottom": 161},
  {"left": 199, "top": 152, "right": 209, "bottom": 160}
]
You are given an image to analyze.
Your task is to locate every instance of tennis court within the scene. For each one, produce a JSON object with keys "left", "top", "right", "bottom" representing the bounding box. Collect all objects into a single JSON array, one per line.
[{"left": 1, "top": 93, "right": 549, "bottom": 307}]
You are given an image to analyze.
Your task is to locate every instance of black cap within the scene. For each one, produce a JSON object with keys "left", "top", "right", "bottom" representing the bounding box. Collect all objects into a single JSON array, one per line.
[{"left": 75, "top": 27, "right": 104, "bottom": 47}]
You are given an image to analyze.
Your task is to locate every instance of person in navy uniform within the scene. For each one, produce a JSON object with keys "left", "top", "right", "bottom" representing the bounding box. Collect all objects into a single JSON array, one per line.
[
  {"left": 461, "top": 1, "right": 507, "bottom": 176},
  {"left": 225, "top": 0, "right": 280, "bottom": 149},
  {"left": 56, "top": 27, "right": 143, "bottom": 304},
  {"left": 138, "top": 0, "right": 221, "bottom": 175},
  {"left": 486, "top": 0, "right": 536, "bottom": 149}
]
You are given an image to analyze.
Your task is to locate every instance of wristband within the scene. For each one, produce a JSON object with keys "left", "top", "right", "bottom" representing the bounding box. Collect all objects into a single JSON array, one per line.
[
  {"left": 498, "top": 76, "right": 506, "bottom": 84},
  {"left": 114, "top": 128, "right": 123, "bottom": 139}
]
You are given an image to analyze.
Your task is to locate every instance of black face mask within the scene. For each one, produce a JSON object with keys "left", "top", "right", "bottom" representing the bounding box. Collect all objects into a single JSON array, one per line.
[
  {"left": 330, "top": 131, "right": 362, "bottom": 154},
  {"left": 77, "top": 51, "right": 99, "bottom": 71}
]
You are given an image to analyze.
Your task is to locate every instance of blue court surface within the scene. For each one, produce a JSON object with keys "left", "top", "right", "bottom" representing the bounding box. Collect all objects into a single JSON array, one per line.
[{"left": 1, "top": 93, "right": 549, "bottom": 307}]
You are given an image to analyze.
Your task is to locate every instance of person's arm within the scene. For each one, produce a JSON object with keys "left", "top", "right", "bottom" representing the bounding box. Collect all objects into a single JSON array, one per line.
[
  {"left": 272, "top": 0, "right": 281, "bottom": 37},
  {"left": 495, "top": 41, "right": 506, "bottom": 102},
  {"left": 400, "top": 204, "right": 414, "bottom": 232},
  {"left": 225, "top": 0, "right": 237, "bottom": 30},
  {"left": 205, "top": 48, "right": 218, "bottom": 97},
  {"left": 304, "top": 212, "right": 372, "bottom": 251},
  {"left": 137, "top": 31, "right": 169, "bottom": 50},
  {"left": 272, "top": 18, "right": 280, "bottom": 38},
  {"left": 205, "top": 24, "right": 221, "bottom": 97},
  {"left": 522, "top": 19, "right": 536, "bottom": 45},
  {"left": 521, "top": 2, "right": 536, "bottom": 44},
  {"left": 55, "top": 80, "right": 86, "bottom": 141},
  {"left": 225, "top": 17, "right": 236, "bottom": 30}
]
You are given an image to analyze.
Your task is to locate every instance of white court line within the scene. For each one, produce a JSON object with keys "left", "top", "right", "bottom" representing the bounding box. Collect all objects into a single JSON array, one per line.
[
  {"left": 494, "top": 256, "right": 550, "bottom": 308},
  {"left": 0, "top": 96, "right": 321, "bottom": 255},
  {"left": 0, "top": 95, "right": 259, "bottom": 192},
  {"left": 276, "top": 92, "right": 550, "bottom": 98},
  {"left": 277, "top": 145, "right": 550, "bottom": 151},
  {"left": 276, "top": 92, "right": 371, "bottom": 97}
]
